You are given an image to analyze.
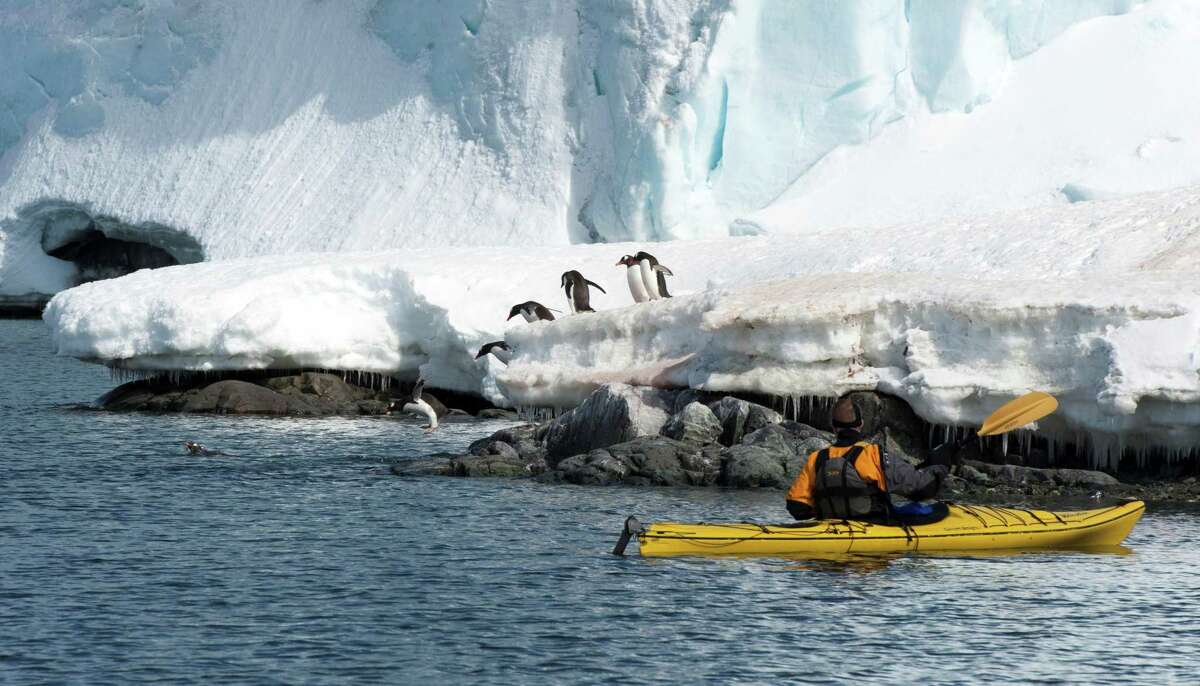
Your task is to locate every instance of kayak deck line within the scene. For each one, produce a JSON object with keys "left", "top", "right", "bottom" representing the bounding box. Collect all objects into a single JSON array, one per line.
[{"left": 619, "top": 501, "right": 1146, "bottom": 557}]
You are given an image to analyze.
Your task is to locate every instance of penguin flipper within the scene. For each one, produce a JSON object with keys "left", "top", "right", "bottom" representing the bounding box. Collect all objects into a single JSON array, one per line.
[
  {"left": 653, "top": 264, "right": 674, "bottom": 276},
  {"left": 585, "top": 279, "right": 607, "bottom": 294},
  {"left": 657, "top": 271, "right": 672, "bottom": 298}
]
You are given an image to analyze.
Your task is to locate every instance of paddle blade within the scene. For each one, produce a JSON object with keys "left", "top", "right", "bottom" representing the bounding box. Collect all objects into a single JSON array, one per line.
[{"left": 978, "top": 392, "right": 1058, "bottom": 436}]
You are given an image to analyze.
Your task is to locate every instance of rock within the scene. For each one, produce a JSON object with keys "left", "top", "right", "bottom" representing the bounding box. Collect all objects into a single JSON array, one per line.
[
  {"left": 786, "top": 436, "right": 833, "bottom": 478},
  {"left": 390, "top": 455, "right": 456, "bottom": 476},
  {"left": 449, "top": 452, "right": 544, "bottom": 477},
  {"left": 543, "top": 384, "right": 676, "bottom": 466},
  {"left": 356, "top": 399, "right": 391, "bottom": 415},
  {"left": 708, "top": 397, "right": 783, "bottom": 445},
  {"left": 744, "top": 403, "right": 783, "bottom": 435},
  {"left": 552, "top": 449, "right": 630, "bottom": 486},
  {"left": 661, "top": 402, "right": 723, "bottom": 445},
  {"left": 468, "top": 425, "right": 540, "bottom": 455},
  {"left": 709, "top": 397, "right": 749, "bottom": 446},
  {"left": 672, "top": 389, "right": 720, "bottom": 414},
  {"left": 475, "top": 440, "right": 520, "bottom": 461},
  {"left": 1052, "top": 468, "right": 1119, "bottom": 488},
  {"left": 478, "top": 408, "right": 519, "bottom": 420},
  {"left": 777, "top": 421, "right": 834, "bottom": 444},
  {"left": 180, "top": 380, "right": 289, "bottom": 414},
  {"left": 551, "top": 436, "right": 719, "bottom": 487},
  {"left": 719, "top": 443, "right": 790, "bottom": 488},
  {"left": 266, "top": 372, "right": 379, "bottom": 406},
  {"left": 740, "top": 424, "right": 793, "bottom": 454},
  {"left": 958, "top": 464, "right": 991, "bottom": 485}
]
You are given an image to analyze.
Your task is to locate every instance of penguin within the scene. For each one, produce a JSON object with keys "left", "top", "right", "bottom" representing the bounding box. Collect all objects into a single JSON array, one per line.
[
  {"left": 616, "top": 255, "right": 651, "bottom": 303},
  {"left": 475, "top": 340, "right": 512, "bottom": 364},
  {"left": 634, "top": 250, "right": 673, "bottom": 299},
  {"left": 507, "top": 301, "right": 557, "bottom": 323},
  {"left": 183, "top": 441, "right": 223, "bottom": 456},
  {"left": 560, "top": 270, "right": 606, "bottom": 313},
  {"left": 389, "top": 378, "right": 438, "bottom": 432}
]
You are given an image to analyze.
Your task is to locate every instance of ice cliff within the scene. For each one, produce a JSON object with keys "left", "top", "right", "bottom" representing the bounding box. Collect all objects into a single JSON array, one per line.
[{"left": 6, "top": 0, "right": 1200, "bottom": 302}]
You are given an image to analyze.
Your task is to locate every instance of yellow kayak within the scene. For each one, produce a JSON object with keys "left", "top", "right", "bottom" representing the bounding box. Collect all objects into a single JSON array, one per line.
[{"left": 620, "top": 501, "right": 1145, "bottom": 558}]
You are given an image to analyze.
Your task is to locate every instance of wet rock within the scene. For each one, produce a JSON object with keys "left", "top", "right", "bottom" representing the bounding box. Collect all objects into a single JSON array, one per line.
[
  {"left": 1052, "top": 468, "right": 1119, "bottom": 488},
  {"left": 740, "top": 424, "right": 793, "bottom": 453},
  {"left": 181, "top": 380, "right": 289, "bottom": 414},
  {"left": 777, "top": 421, "right": 834, "bottom": 444},
  {"left": 744, "top": 403, "right": 783, "bottom": 435},
  {"left": 474, "top": 440, "right": 520, "bottom": 461},
  {"left": 356, "top": 399, "right": 391, "bottom": 415},
  {"left": 478, "top": 408, "right": 519, "bottom": 420},
  {"left": 543, "top": 384, "right": 676, "bottom": 465},
  {"left": 709, "top": 397, "right": 750, "bottom": 446},
  {"left": 661, "top": 402, "right": 723, "bottom": 445},
  {"left": 449, "top": 452, "right": 544, "bottom": 478},
  {"left": 719, "top": 443, "right": 791, "bottom": 488},
  {"left": 550, "top": 436, "right": 719, "bottom": 487},
  {"left": 468, "top": 425, "right": 541, "bottom": 456},
  {"left": 390, "top": 455, "right": 456, "bottom": 476}
]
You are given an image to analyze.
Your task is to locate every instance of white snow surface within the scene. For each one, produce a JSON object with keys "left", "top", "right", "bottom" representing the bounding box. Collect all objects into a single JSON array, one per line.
[
  {"left": 45, "top": 185, "right": 1200, "bottom": 462},
  {"left": 7, "top": 0, "right": 1200, "bottom": 297}
]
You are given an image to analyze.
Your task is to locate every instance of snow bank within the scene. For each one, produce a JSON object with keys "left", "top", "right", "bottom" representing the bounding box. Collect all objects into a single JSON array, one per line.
[
  {"left": 6, "top": 0, "right": 1198, "bottom": 300},
  {"left": 501, "top": 272, "right": 1200, "bottom": 466},
  {"left": 44, "top": 185, "right": 1200, "bottom": 463}
]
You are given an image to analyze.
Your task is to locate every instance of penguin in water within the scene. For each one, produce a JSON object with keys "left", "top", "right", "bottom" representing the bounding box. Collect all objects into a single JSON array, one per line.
[
  {"left": 560, "top": 270, "right": 606, "bottom": 313},
  {"left": 389, "top": 378, "right": 439, "bottom": 433},
  {"left": 616, "top": 255, "right": 651, "bottom": 303},
  {"left": 507, "top": 301, "right": 558, "bottom": 323},
  {"left": 476, "top": 340, "right": 512, "bottom": 364},
  {"left": 635, "top": 250, "right": 673, "bottom": 299},
  {"left": 183, "top": 441, "right": 224, "bottom": 456}
]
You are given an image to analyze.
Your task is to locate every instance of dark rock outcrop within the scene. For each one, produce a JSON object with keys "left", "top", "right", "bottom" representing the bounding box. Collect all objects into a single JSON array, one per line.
[
  {"left": 661, "top": 402, "right": 723, "bottom": 445},
  {"left": 543, "top": 384, "right": 677, "bottom": 465},
  {"left": 548, "top": 436, "right": 720, "bottom": 487}
]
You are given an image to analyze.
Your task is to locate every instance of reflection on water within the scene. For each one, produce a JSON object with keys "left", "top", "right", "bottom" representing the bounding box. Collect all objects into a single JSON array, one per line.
[{"left": 3, "top": 320, "right": 1200, "bottom": 685}]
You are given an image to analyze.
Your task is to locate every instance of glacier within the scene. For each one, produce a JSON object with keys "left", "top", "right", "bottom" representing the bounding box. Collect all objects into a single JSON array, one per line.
[
  {"left": 43, "top": 185, "right": 1200, "bottom": 466},
  {"left": 6, "top": 0, "right": 1200, "bottom": 304}
]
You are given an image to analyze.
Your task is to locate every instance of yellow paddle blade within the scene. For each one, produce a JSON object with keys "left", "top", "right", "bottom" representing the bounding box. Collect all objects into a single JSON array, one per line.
[{"left": 978, "top": 391, "right": 1058, "bottom": 436}]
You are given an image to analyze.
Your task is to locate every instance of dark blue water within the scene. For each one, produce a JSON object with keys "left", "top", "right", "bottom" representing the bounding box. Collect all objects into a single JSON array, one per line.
[{"left": 3, "top": 320, "right": 1199, "bottom": 684}]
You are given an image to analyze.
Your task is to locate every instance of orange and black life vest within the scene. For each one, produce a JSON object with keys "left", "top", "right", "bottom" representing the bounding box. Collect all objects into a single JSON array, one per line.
[{"left": 787, "top": 441, "right": 890, "bottom": 520}]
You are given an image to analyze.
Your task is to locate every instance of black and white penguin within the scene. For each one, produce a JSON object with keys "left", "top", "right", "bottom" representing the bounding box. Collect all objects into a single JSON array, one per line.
[
  {"left": 475, "top": 340, "right": 512, "bottom": 364},
  {"left": 389, "top": 378, "right": 438, "bottom": 432},
  {"left": 560, "top": 270, "right": 606, "bottom": 313},
  {"left": 616, "top": 255, "right": 651, "bottom": 303},
  {"left": 507, "top": 301, "right": 557, "bottom": 323},
  {"left": 634, "top": 251, "right": 673, "bottom": 299},
  {"left": 183, "top": 441, "right": 222, "bottom": 456}
]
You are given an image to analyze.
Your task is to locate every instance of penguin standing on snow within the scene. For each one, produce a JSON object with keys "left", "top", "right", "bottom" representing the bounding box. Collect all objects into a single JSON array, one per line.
[
  {"left": 390, "top": 378, "right": 439, "bottom": 433},
  {"left": 616, "top": 255, "right": 651, "bottom": 303},
  {"left": 475, "top": 341, "right": 512, "bottom": 364},
  {"left": 560, "top": 270, "right": 606, "bottom": 313},
  {"left": 507, "top": 301, "right": 557, "bottom": 323},
  {"left": 628, "top": 251, "right": 674, "bottom": 300}
]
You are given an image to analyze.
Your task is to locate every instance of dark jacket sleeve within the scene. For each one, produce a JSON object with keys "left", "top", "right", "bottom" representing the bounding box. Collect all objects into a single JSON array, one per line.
[{"left": 881, "top": 451, "right": 948, "bottom": 501}]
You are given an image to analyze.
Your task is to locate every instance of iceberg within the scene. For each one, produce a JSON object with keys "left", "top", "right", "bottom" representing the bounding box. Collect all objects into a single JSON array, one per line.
[
  {"left": 5, "top": 0, "right": 1199, "bottom": 305},
  {"left": 44, "top": 185, "right": 1200, "bottom": 465}
]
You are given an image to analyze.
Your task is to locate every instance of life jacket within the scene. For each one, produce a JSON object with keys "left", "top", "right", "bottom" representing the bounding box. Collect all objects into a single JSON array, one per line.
[{"left": 811, "top": 442, "right": 889, "bottom": 520}]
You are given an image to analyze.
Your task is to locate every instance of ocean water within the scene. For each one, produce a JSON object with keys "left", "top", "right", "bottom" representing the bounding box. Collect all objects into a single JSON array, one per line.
[{"left": 2, "top": 319, "right": 1199, "bottom": 685}]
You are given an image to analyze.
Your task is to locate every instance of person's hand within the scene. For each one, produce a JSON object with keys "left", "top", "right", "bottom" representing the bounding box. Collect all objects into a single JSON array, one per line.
[{"left": 922, "top": 441, "right": 959, "bottom": 469}]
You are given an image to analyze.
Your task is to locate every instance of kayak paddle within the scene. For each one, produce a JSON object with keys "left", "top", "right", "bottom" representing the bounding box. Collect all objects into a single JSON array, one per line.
[{"left": 977, "top": 391, "right": 1058, "bottom": 437}]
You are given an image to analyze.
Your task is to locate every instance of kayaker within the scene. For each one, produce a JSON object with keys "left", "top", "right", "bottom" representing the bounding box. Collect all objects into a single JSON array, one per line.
[{"left": 785, "top": 396, "right": 952, "bottom": 522}]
